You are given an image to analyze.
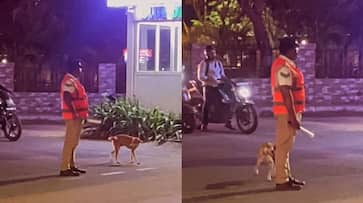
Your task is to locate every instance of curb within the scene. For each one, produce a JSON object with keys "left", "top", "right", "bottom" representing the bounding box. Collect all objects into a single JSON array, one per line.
[{"left": 258, "top": 110, "right": 363, "bottom": 118}]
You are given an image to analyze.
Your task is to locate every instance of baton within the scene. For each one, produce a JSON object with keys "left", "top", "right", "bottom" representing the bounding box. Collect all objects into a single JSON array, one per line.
[
  {"left": 87, "top": 118, "right": 102, "bottom": 124},
  {"left": 300, "top": 126, "right": 315, "bottom": 138},
  {"left": 289, "top": 121, "right": 315, "bottom": 138}
]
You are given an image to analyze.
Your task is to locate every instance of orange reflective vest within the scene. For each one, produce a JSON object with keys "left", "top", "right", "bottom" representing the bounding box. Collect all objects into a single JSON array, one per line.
[
  {"left": 60, "top": 74, "right": 89, "bottom": 120},
  {"left": 270, "top": 56, "right": 305, "bottom": 115}
]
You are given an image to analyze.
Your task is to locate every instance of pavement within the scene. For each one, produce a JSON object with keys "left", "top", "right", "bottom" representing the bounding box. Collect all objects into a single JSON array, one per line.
[
  {"left": 182, "top": 116, "right": 363, "bottom": 203},
  {"left": 0, "top": 124, "right": 181, "bottom": 203}
]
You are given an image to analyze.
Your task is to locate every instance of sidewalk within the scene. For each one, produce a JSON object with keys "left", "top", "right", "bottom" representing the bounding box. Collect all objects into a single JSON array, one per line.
[
  {"left": 256, "top": 105, "right": 363, "bottom": 118},
  {"left": 18, "top": 114, "right": 64, "bottom": 125},
  {"left": 18, "top": 106, "right": 363, "bottom": 125}
]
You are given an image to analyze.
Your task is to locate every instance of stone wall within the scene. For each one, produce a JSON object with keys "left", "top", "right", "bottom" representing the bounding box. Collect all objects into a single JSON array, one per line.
[
  {"left": 0, "top": 63, "right": 121, "bottom": 119},
  {"left": 190, "top": 43, "right": 363, "bottom": 114},
  {"left": 3, "top": 42, "right": 363, "bottom": 119}
]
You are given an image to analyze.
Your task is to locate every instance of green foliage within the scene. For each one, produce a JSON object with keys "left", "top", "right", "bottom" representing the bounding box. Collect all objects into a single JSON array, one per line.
[
  {"left": 191, "top": 0, "right": 254, "bottom": 39},
  {"left": 184, "top": 0, "right": 256, "bottom": 57},
  {"left": 91, "top": 97, "right": 182, "bottom": 145}
]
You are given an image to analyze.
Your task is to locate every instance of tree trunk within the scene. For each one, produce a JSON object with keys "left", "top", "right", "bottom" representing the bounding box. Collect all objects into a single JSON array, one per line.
[
  {"left": 239, "top": 0, "right": 271, "bottom": 52},
  {"left": 239, "top": 0, "right": 271, "bottom": 77}
]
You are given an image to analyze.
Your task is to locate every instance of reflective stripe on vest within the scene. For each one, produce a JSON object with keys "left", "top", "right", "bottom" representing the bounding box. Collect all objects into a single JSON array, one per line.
[
  {"left": 271, "top": 56, "right": 306, "bottom": 115},
  {"left": 60, "top": 74, "right": 89, "bottom": 120}
]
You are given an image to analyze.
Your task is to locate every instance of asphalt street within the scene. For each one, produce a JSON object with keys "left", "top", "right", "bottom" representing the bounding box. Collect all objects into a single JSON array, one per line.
[
  {"left": 183, "top": 116, "right": 363, "bottom": 203},
  {"left": 0, "top": 124, "right": 181, "bottom": 203}
]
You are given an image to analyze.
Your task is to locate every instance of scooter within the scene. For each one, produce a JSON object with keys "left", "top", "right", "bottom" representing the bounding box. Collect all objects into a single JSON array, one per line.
[
  {"left": 183, "top": 80, "right": 258, "bottom": 134},
  {"left": 182, "top": 83, "right": 202, "bottom": 134}
]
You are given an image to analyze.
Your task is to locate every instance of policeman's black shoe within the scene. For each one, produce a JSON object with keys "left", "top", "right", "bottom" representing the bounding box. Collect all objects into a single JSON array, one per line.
[
  {"left": 60, "top": 169, "right": 80, "bottom": 177},
  {"left": 224, "top": 123, "right": 236, "bottom": 130},
  {"left": 275, "top": 182, "right": 302, "bottom": 191},
  {"left": 200, "top": 124, "right": 208, "bottom": 132},
  {"left": 289, "top": 177, "right": 306, "bottom": 186},
  {"left": 71, "top": 166, "right": 87, "bottom": 174}
]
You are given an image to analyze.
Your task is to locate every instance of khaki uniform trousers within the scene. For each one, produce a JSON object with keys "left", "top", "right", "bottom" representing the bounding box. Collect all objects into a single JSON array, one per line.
[
  {"left": 274, "top": 113, "right": 302, "bottom": 184},
  {"left": 60, "top": 118, "right": 83, "bottom": 171}
]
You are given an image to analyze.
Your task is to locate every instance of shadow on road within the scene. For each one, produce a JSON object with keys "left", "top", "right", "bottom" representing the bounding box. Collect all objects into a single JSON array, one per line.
[
  {"left": 0, "top": 174, "right": 59, "bottom": 187},
  {"left": 183, "top": 187, "right": 275, "bottom": 203},
  {"left": 205, "top": 180, "right": 247, "bottom": 190},
  {"left": 0, "top": 138, "right": 12, "bottom": 142},
  {"left": 183, "top": 157, "right": 256, "bottom": 168},
  {"left": 186, "top": 129, "right": 243, "bottom": 136}
]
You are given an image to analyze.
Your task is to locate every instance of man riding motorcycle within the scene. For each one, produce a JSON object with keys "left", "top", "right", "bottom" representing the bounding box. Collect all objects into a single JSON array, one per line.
[{"left": 197, "top": 45, "right": 236, "bottom": 131}]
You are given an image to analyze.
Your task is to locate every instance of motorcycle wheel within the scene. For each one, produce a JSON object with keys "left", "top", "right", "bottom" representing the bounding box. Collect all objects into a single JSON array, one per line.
[
  {"left": 182, "top": 113, "right": 196, "bottom": 134},
  {"left": 4, "top": 114, "right": 22, "bottom": 142},
  {"left": 236, "top": 104, "right": 258, "bottom": 134},
  {"left": 80, "top": 127, "right": 98, "bottom": 138},
  {"left": 106, "top": 127, "right": 127, "bottom": 137}
]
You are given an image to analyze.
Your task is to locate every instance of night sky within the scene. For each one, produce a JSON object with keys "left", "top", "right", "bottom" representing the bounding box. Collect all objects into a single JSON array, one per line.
[{"left": 0, "top": 0, "right": 128, "bottom": 61}]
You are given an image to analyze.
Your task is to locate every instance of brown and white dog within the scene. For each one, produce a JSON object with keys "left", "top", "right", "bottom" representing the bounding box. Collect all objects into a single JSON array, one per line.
[
  {"left": 108, "top": 135, "right": 143, "bottom": 166},
  {"left": 254, "top": 142, "right": 276, "bottom": 181}
]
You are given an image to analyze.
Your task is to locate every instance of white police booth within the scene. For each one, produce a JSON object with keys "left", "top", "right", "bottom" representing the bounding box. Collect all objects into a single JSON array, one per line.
[{"left": 107, "top": 0, "right": 182, "bottom": 114}]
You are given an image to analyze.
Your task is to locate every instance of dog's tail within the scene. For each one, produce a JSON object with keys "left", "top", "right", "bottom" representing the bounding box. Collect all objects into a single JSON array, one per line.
[{"left": 107, "top": 136, "right": 118, "bottom": 141}]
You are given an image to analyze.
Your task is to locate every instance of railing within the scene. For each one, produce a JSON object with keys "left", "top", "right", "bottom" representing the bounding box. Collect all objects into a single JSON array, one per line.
[
  {"left": 220, "top": 48, "right": 274, "bottom": 78},
  {"left": 14, "top": 55, "right": 99, "bottom": 92},
  {"left": 316, "top": 48, "right": 363, "bottom": 78}
]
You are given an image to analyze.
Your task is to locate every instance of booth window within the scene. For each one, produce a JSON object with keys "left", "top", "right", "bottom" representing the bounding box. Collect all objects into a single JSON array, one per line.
[
  {"left": 139, "top": 25, "right": 156, "bottom": 71},
  {"left": 160, "top": 26, "right": 171, "bottom": 71},
  {"left": 137, "top": 22, "right": 181, "bottom": 72}
]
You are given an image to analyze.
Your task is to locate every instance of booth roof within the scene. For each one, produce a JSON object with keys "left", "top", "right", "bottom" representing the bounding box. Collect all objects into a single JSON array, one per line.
[{"left": 107, "top": 0, "right": 181, "bottom": 8}]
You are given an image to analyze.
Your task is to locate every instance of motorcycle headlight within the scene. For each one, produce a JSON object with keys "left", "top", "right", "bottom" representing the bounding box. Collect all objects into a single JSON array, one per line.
[
  {"left": 237, "top": 87, "right": 251, "bottom": 98},
  {"left": 6, "top": 98, "right": 15, "bottom": 106}
]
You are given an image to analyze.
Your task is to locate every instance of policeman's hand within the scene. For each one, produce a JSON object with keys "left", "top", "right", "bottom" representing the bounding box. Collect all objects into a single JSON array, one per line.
[
  {"left": 288, "top": 117, "right": 301, "bottom": 130},
  {"left": 73, "top": 112, "right": 80, "bottom": 119}
]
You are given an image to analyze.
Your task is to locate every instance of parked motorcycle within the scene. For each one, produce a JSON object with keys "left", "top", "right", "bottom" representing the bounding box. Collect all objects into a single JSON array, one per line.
[
  {"left": 182, "top": 80, "right": 258, "bottom": 134},
  {"left": 182, "top": 83, "right": 201, "bottom": 134},
  {"left": 0, "top": 85, "right": 22, "bottom": 141}
]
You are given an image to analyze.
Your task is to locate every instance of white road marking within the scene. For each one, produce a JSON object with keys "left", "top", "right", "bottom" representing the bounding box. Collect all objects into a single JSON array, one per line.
[
  {"left": 100, "top": 171, "right": 125, "bottom": 176},
  {"left": 136, "top": 167, "right": 157, "bottom": 172}
]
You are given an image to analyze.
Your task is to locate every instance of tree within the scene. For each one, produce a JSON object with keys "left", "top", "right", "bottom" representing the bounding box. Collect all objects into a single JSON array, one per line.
[
  {"left": 12, "top": 0, "right": 65, "bottom": 56},
  {"left": 267, "top": 0, "right": 363, "bottom": 77},
  {"left": 239, "top": 0, "right": 272, "bottom": 52},
  {"left": 184, "top": 0, "right": 254, "bottom": 52},
  {"left": 184, "top": 0, "right": 363, "bottom": 77}
]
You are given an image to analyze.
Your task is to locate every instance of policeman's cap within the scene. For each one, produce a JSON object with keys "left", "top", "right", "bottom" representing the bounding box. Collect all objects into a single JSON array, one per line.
[
  {"left": 66, "top": 58, "right": 84, "bottom": 73},
  {"left": 279, "top": 37, "right": 299, "bottom": 53}
]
